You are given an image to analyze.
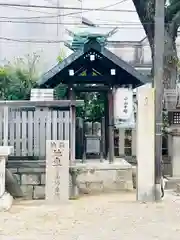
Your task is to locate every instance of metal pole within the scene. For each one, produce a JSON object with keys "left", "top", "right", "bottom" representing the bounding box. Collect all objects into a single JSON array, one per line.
[{"left": 153, "top": 0, "right": 164, "bottom": 200}]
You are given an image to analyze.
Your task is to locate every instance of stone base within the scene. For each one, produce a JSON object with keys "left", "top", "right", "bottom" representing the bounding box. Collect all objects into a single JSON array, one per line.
[
  {"left": 7, "top": 159, "right": 133, "bottom": 200},
  {"left": 0, "top": 192, "right": 13, "bottom": 211},
  {"left": 73, "top": 159, "right": 133, "bottom": 195},
  {"left": 166, "top": 177, "right": 180, "bottom": 190}
]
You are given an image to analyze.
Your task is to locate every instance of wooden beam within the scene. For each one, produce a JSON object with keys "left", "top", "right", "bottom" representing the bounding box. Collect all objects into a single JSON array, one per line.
[
  {"left": 74, "top": 85, "right": 110, "bottom": 92},
  {"left": 0, "top": 100, "right": 84, "bottom": 108},
  {"left": 68, "top": 76, "right": 115, "bottom": 84}
]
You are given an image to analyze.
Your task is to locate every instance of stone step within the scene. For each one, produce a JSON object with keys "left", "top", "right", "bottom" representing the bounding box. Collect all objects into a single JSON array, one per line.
[{"left": 165, "top": 177, "right": 180, "bottom": 190}]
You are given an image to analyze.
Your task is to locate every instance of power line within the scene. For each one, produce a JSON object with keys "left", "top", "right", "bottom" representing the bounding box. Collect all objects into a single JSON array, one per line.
[
  {"left": 3, "top": 5, "right": 56, "bottom": 15},
  {"left": 0, "top": 0, "right": 132, "bottom": 19},
  {"left": 2, "top": 36, "right": 180, "bottom": 46},
  {"left": 0, "top": 2, "right": 135, "bottom": 12},
  {"left": 0, "top": 37, "right": 65, "bottom": 43},
  {"left": 0, "top": 19, "right": 170, "bottom": 26}
]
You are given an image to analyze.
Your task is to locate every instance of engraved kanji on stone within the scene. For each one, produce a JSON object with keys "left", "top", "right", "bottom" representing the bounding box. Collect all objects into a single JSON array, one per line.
[
  {"left": 52, "top": 156, "right": 62, "bottom": 166},
  {"left": 55, "top": 186, "right": 60, "bottom": 195}
]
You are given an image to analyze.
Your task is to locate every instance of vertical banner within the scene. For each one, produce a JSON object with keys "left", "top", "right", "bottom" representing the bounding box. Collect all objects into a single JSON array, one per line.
[{"left": 114, "top": 88, "right": 135, "bottom": 128}]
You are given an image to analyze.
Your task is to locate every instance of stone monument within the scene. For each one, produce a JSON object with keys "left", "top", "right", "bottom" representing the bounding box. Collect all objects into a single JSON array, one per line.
[
  {"left": 136, "top": 86, "right": 155, "bottom": 201},
  {"left": 164, "top": 89, "right": 180, "bottom": 177},
  {"left": 45, "top": 140, "right": 69, "bottom": 203},
  {"left": 0, "top": 146, "right": 13, "bottom": 211}
]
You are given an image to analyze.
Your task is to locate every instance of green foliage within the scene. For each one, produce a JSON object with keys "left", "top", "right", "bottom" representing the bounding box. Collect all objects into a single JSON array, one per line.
[
  {"left": 0, "top": 54, "right": 39, "bottom": 100},
  {"left": 76, "top": 91, "right": 104, "bottom": 121},
  {"left": 54, "top": 50, "right": 68, "bottom": 100},
  {"left": 54, "top": 84, "right": 67, "bottom": 99}
]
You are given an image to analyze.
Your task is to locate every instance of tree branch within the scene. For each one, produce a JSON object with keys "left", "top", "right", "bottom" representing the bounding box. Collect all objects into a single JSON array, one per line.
[
  {"left": 132, "top": 0, "right": 155, "bottom": 47},
  {"left": 168, "top": 10, "right": 180, "bottom": 38},
  {"left": 166, "top": 1, "right": 180, "bottom": 22}
]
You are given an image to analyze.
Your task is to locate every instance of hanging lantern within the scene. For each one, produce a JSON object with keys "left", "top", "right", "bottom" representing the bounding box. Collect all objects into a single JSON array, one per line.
[{"left": 114, "top": 88, "right": 135, "bottom": 128}]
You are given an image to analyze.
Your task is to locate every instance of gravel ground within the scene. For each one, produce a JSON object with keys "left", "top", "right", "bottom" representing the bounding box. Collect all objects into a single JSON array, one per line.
[{"left": 1, "top": 191, "right": 180, "bottom": 240}]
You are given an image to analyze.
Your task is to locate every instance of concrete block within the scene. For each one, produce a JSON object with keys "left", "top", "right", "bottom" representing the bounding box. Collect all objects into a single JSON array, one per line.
[
  {"left": 0, "top": 146, "right": 13, "bottom": 156},
  {"left": 86, "top": 181, "right": 104, "bottom": 193},
  {"left": 18, "top": 167, "right": 45, "bottom": 173},
  {"left": 125, "top": 181, "right": 134, "bottom": 191},
  {"left": 0, "top": 192, "right": 13, "bottom": 211},
  {"left": 33, "top": 186, "right": 45, "bottom": 199},
  {"left": 21, "top": 185, "right": 33, "bottom": 199},
  {"left": 69, "top": 175, "right": 79, "bottom": 199},
  {"left": 41, "top": 174, "right": 45, "bottom": 185},
  {"left": 76, "top": 162, "right": 133, "bottom": 194},
  {"left": 8, "top": 168, "right": 18, "bottom": 174},
  {"left": 13, "top": 174, "right": 21, "bottom": 184},
  {"left": 21, "top": 174, "right": 40, "bottom": 185}
]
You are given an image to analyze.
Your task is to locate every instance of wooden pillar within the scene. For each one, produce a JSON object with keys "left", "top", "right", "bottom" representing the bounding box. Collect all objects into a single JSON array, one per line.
[
  {"left": 104, "top": 93, "right": 109, "bottom": 160},
  {"left": 132, "top": 128, "right": 136, "bottom": 156},
  {"left": 101, "top": 117, "right": 106, "bottom": 160},
  {"left": 3, "top": 107, "right": 9, "bottom": 146},
  {"left": 119, "top": 129, "right": 125, "bottom": 156},
  {"left": 68, "top": 86, "right": 76, "bottom": 164},
  {"left": 108, "top": 87, "right": 114, "bottom": 163}
]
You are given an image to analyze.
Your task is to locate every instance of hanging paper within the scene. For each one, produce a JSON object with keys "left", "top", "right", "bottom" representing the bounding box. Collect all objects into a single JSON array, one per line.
[{"left": 114, "top": 88, "right": 135, "bottom": 128}]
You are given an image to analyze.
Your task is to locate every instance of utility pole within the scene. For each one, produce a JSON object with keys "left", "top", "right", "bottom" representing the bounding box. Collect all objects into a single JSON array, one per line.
[{"left": 153, "top": 0, "right": 164, "bottom": 200}]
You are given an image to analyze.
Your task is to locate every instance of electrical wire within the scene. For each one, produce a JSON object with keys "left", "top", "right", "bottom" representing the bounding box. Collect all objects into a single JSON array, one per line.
[
  {"left": 3, "top": 5, "right": 56, "bottom": 16},
  {"left": 0, "top": 19, "right": 172, "bottom": 27},
  {"left": 0, "top": 20, "right": 140, "bottom": 25},
  {"left": 2, "top": 37, "right": 180, "bottom": 46},
  {"left": 1, "top": 36, "right": 180, "bottom": 47},
  {"left": 0, "top": 0, "right": 131, "bottom": 19},
  {"left": 0, "top": 37, "right": 65, "bottom": 43},
  {"left": 0, "top": 2, "right": 136, "bottom": 12}
]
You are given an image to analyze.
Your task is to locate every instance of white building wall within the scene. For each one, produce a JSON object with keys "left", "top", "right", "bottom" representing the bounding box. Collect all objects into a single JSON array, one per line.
[
  {"left": 0, "top": 0, "right": 179, "bottom": 74},
  {"left": 0, "top": 0, "right": 82, "bottom": 73}
]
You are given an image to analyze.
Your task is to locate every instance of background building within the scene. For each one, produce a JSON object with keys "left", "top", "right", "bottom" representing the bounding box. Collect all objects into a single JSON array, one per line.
[{"left": 0, "top": 0, "right": 179, "bottom": 78}]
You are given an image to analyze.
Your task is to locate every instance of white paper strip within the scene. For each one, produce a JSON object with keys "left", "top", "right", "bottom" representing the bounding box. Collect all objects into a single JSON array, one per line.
[{"left": 114, "top": 88, "right": 135, "bottom": 128}]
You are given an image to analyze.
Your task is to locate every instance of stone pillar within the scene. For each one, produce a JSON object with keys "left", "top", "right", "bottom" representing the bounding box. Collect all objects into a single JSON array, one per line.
[
  {"left": 136, "top": 87, "right": 155, "bottom": 202},
  {"left": 45, "top": 140, "right": 69, "bottom": 203},
  {"left": 0, "top": 146, "right": 13, "bottom": 211},
  {"left": 171, "top": 131, "right": 180, "bottom": 177}
]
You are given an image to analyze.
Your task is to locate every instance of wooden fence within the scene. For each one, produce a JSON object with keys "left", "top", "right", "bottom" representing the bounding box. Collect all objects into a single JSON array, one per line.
[
  {"left": 0, "top": 107, "right": 70, "bottom": 158},
  {"left": 0, "top": 109, "right": 170, "bottom": 174}
]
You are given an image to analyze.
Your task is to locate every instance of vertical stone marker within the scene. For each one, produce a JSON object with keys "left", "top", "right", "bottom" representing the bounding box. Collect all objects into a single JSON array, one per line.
[
  {"left": 45, "top": 140, "right": 69, "bottom": 203},
  {"left": 0, "top": 155, "right": 5, "bottom": 198},
  {"left": 136, "top": 86, "right": 155, "bottom": 202}
]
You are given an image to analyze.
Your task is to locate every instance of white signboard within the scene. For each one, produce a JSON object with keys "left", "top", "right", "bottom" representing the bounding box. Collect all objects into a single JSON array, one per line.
[
  {"left": 30, "top": 89, "right": 54, "bottom": 101},
  {"left": 114, "top": 88, "right": 135, "bottom": 128}
]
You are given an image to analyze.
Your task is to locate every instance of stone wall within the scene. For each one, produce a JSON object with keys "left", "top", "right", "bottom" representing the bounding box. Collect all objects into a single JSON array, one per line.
[
  {"left": 7, "top": 160, "right": 134, "bottom": 200},
  {"left": 7, "top": 160, "right": 46, "bottom": 200}
]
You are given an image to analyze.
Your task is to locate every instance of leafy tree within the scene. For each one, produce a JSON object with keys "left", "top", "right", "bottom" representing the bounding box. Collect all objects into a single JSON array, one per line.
[
  {"left": 0, "top": 53, "right": 39, "bottom": 100},
  {"left": 132, "top": 0, "right": 180, "bottom": 89}
]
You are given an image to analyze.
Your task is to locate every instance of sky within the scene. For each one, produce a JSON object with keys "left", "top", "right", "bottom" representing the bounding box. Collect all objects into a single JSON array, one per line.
[{"left": 0, "top": 0, "right": 151, "bottom": 72}]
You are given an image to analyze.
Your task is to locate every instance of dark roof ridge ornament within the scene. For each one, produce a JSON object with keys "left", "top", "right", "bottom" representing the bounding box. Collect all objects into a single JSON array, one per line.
[{"left": 65, "top": 27, "right": 118, "bottom": 51}]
